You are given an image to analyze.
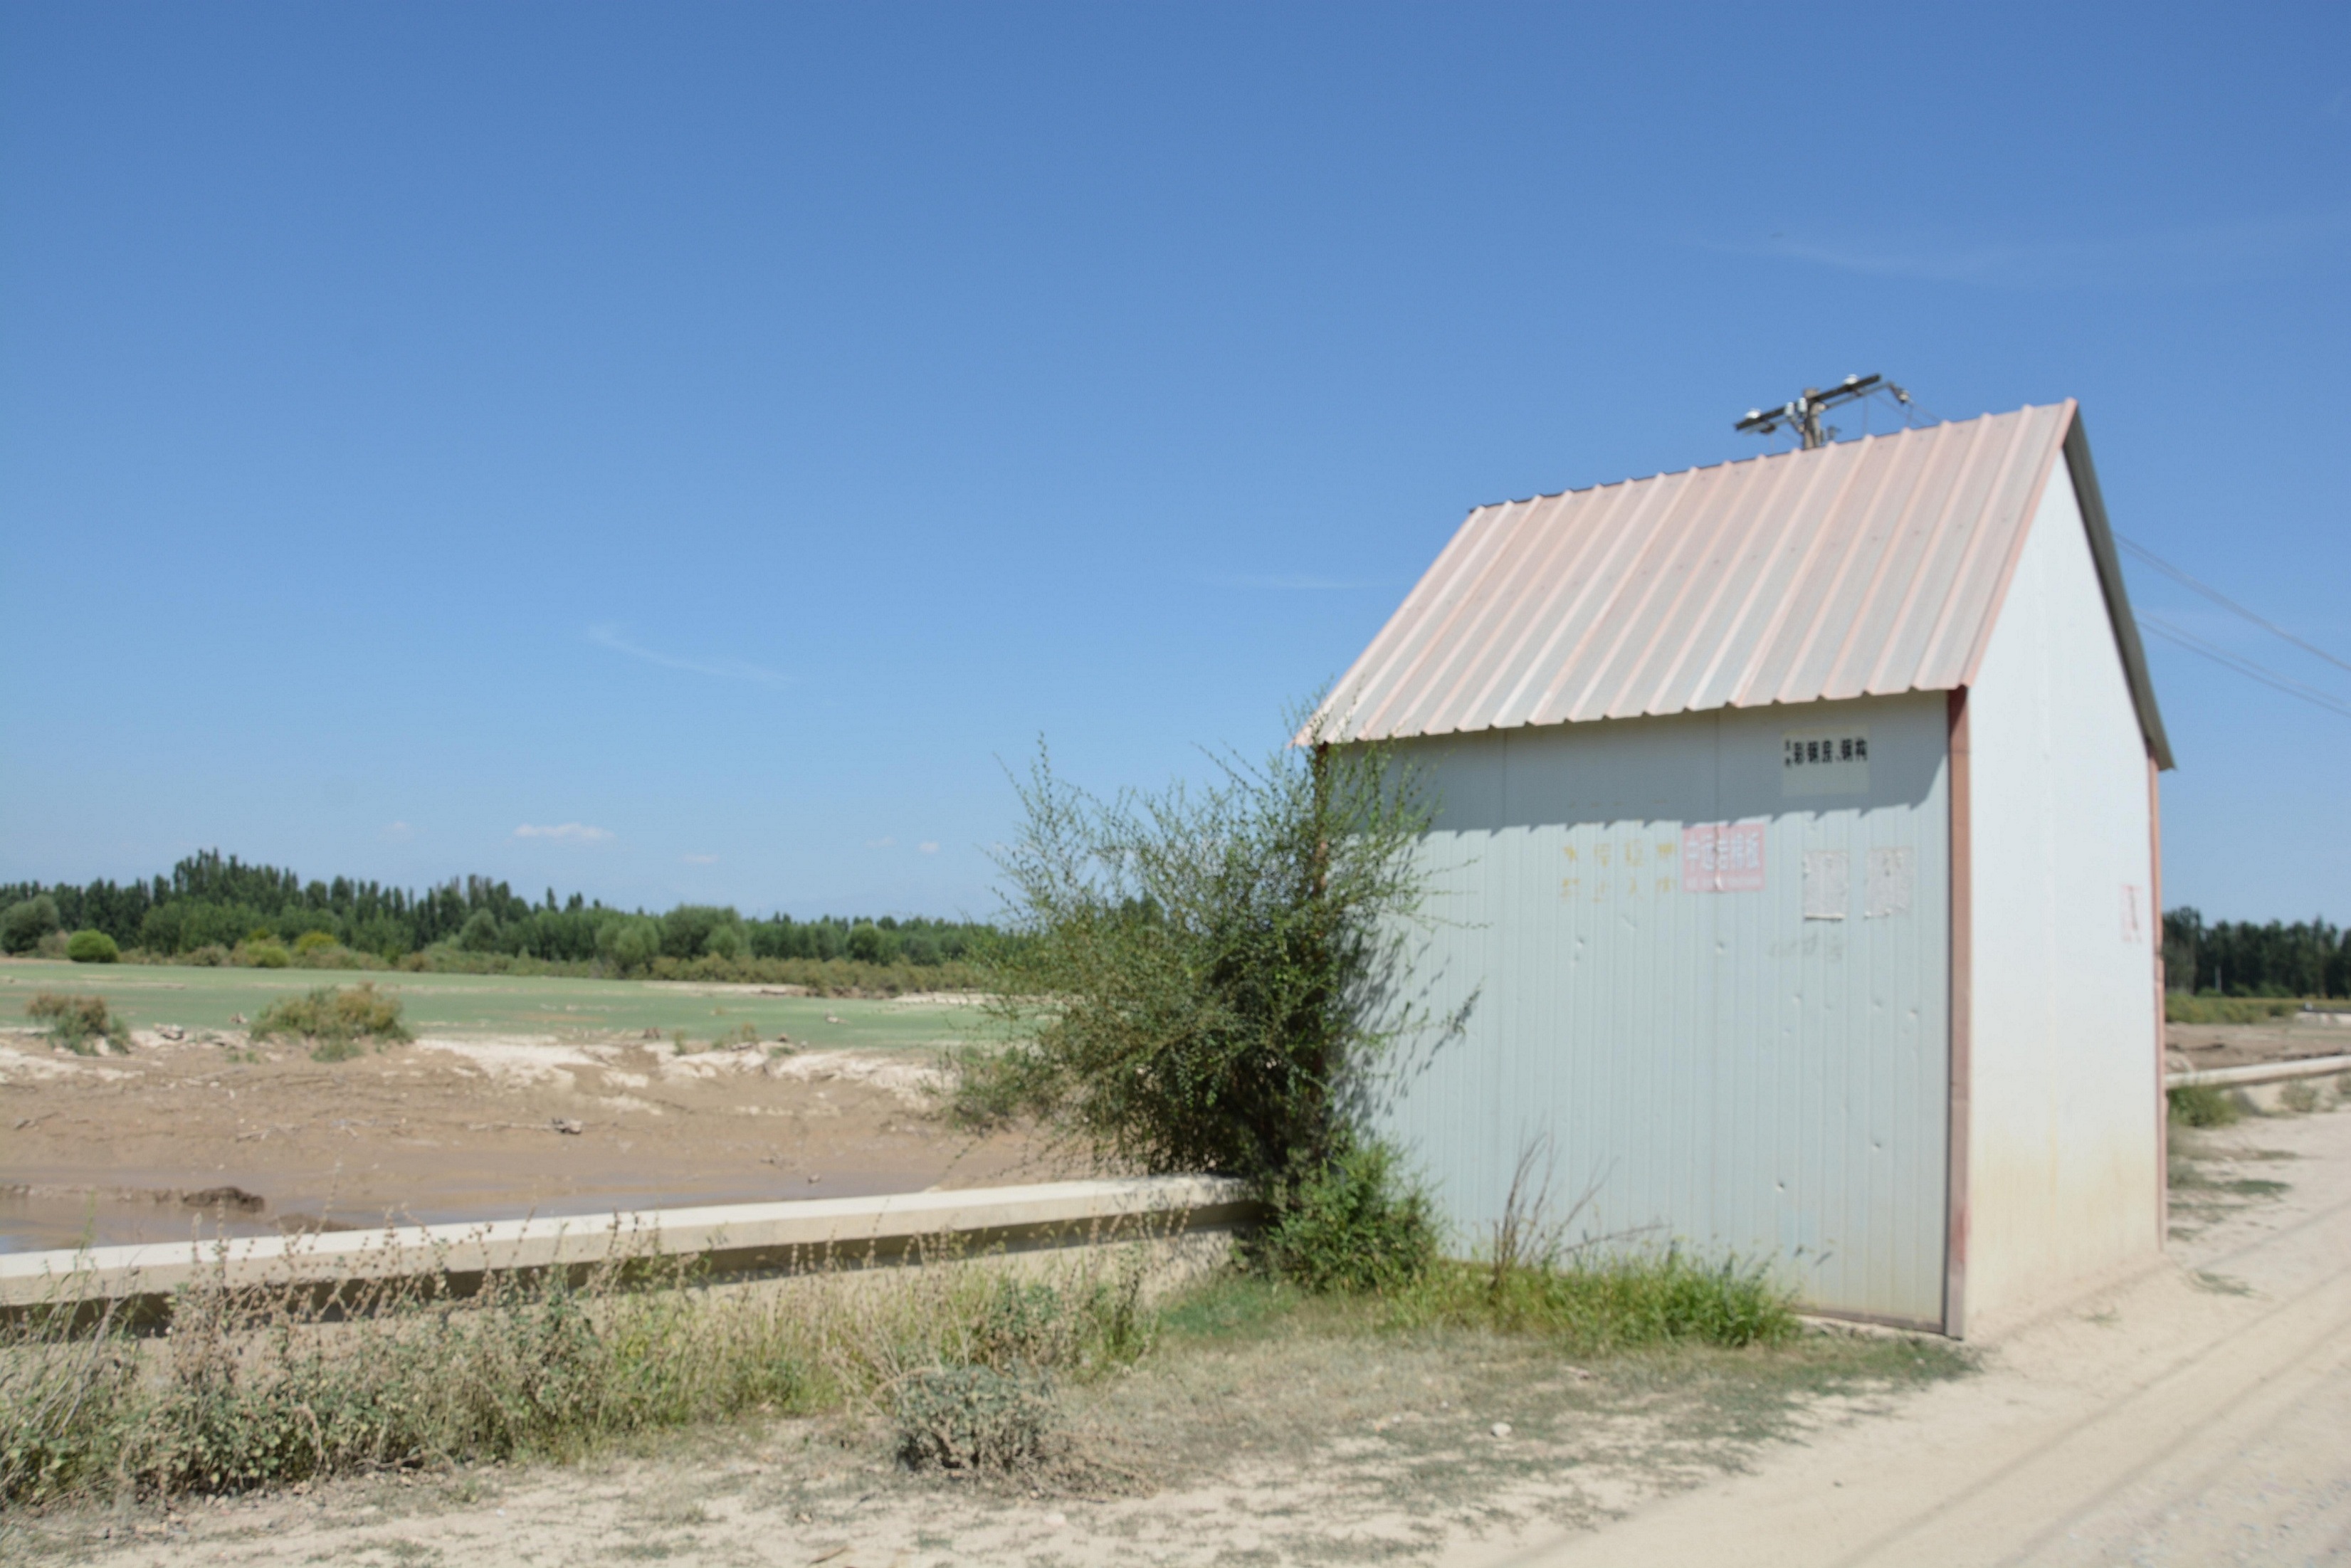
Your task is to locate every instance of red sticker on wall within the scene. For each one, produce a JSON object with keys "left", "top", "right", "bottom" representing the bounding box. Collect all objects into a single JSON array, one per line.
[{"left": 1681, "top": 823, "right": 1766, "bottom": 893}]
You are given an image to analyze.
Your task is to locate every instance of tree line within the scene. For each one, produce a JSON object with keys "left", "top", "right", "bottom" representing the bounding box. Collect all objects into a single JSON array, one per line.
[
  {"left": 2162, "top": 908, "right": 2350, "bottom": 999},
  {"left": 0, "top": 850, "right": 996, "bottom": 972}
]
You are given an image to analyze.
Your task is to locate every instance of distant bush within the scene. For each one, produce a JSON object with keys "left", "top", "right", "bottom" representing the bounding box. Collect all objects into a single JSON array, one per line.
[
  {"left": 292, "top": 931, "right": 338, "bottom": 955},
  {"left": 25, "top": 991, "right": 127, "bottom": 1055},
  {"left": 64, "top": 930, "right": 120, "bottom": 964},
  {"left": 2165, "top": 994, "right": 2308, "bottom": 1025},
  {"left": 179, "top": 944, "right": 230, "bottom": 967},
  {"left": 239, "top": 939, "right": 291, "bottom": 969},
  {"left": 456, "top": 910, "right": 503, "bottom": 953},
  {"left": 596, "top": 915, "right": 665, "bottom": 975},
  {"left": 2168, "top": 1083, "right": 2243, "bottom": 1127},
  {"left": 703, "top": 923, "right": 746, "bottom": 961},
  {"left": 249, "top": 983, "right": 411, "bottom": 1061},
  {"left": 1, "top": 895, "right": 59, "bottom": 954}
]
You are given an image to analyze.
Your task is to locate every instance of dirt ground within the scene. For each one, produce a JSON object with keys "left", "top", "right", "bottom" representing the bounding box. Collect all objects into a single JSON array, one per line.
[
  {"left": 14, "top": 1097, "right": 2350, "bottom": 1566},
  {"left": 2164, "top": 1009, "right": 2351, "bottom": 1073},
  {"left": 0, "top": 1022, "right": 1053, "bottom": 1251}
]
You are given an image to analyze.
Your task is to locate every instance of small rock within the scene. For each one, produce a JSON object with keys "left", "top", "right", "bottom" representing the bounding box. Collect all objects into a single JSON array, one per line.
[
  {"left": 1043, "top": 1511, "right": 1068, "bottom": 1527},
  {"left": 825, "top": 1014, "right": 841, "bottom": 1024},
  {"left": 1567, "top": 1366, "right": 1594, "bottom": 1381},
  {"left": 228, "top": 1013, "right": 247, "bottom": 1025},
  {"left": 807, "top": 1173, "right": 821, "bottom": 1183},
  {"left": 157, "top": 1024, "right": 186, "bottom": 1041},
  {"left": 550, "top": 1117, "right": 584, "bottom": 1135},
  {"left": 1490, "top": 1421, "right": 1513, "bottom": 1438}
]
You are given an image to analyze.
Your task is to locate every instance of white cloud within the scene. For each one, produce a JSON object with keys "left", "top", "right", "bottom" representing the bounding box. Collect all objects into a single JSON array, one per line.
[
  {"left": 1730, "top": 210, "right": 2351, "bottom": 291},
  {"left": 515, "top": 823, "right": 615, "bottom": 843},
  {"left": 918, "top": 841, "right": 940, "bottom": 854},
  {"left": 682, "top": 853, "right": 718, "bottom": 865},
  {"left": 588, "top": 624, "right": 791, "bottom": 687}
]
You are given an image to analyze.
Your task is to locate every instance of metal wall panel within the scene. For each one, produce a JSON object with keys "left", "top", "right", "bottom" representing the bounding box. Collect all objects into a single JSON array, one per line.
[{"left": 1370, "top": 692, "right": 1950, "bottom": 1325}]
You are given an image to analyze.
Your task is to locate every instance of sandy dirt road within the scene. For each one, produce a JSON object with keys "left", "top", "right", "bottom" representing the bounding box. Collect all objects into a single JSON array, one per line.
[{"left": 1457, "top": 1107, "right": 2351, "bottom": 1568}]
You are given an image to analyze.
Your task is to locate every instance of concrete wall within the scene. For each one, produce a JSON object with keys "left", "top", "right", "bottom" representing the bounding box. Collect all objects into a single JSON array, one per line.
[
  {"left": 1376, "top": 691, "right": 1951, "bottom": 1326},
  {"left": 1963, "top": 456, "right": 2164, "bottom": 1327}
]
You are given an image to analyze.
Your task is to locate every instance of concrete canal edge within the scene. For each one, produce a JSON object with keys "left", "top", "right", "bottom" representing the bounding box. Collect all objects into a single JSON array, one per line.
[{"left": 0, "top": 1174, "right": 1261, "bottom": 1322}]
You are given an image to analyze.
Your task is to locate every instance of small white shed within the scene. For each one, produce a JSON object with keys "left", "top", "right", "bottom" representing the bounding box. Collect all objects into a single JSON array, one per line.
[{"left": 1317, "top": 402, "right": 2171, "bottom": 1335}]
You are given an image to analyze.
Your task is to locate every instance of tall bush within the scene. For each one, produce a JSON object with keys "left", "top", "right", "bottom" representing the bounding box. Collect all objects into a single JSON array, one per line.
[
  {"left": 1, "top": 895, "right": 59, "bottom": 955},
  {"left": 596, "top": 915, "right": 664, "bottom": 974},
  {"left": 64, "top": 929, "right": 120, "bottom": 964},
  {"left": 963, "top": 712, "right": 1443, "bottom": 1276}
]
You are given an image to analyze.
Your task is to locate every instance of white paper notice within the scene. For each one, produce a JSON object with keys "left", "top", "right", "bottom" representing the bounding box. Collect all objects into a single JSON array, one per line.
[
  {"left": 1866, "top": 847, "right": 1915, "bottom": 918},
  {"left": 1802, "top": 851, "right": 1849, "bottom": 920}
]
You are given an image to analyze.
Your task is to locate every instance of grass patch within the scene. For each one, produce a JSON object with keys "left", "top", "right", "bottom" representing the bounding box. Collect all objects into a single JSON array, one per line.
[
  {"left": 2279, "top": 1080, "right": 2325, "bottom": 1113},
  {"left": 2164, "top": 994, "right": 2315, "bottom": 1025},
  {"left": 2168, "top": 1083, "right": 2243, "bottom": 1127},
  {"left": 248, "top": 982, "right": 411, "bottom": 1061},
  {"left": 1393, "top": 1248, "right": 1798, "bottom": 1354},
  {"left": 0, "top": 1233, "right": 1155, "bottom": 1512},
  {"left": 22, "top": 992, "right": 128, "bottom": 1056}
]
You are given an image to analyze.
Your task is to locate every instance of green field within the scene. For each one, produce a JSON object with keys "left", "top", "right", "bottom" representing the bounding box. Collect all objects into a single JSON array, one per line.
[{"left": 0, "top": 959, "right": 989, "bottom": 1053}]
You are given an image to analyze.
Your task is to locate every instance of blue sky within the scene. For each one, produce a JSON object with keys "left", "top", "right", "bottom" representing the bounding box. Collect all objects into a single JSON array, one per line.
[{"left": 4, "top": 4, "right": 2347, "bottom": 923}]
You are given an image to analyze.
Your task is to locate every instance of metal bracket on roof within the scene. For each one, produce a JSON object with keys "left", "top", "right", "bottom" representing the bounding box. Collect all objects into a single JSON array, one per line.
[{"left": 1736, "top": 374, "right": 1910, "bottom": 449}]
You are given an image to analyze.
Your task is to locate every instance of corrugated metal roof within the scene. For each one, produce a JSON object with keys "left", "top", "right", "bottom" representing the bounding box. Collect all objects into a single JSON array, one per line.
[{"left": 1315, "top": 401, "right": 2171, "bottom": 765}]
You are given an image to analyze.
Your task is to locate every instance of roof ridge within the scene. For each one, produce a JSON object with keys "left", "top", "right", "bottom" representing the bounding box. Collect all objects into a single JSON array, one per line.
[{"left": 1476, "top": 404, "right": 2054, "bottom": 515}]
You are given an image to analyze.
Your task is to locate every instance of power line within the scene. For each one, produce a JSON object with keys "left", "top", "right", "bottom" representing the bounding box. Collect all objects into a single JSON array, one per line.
[
  {"left": 2139, "top": 612, "right": 2351, "bottom": 722},
  {"left": 2116, "top": 533, "right": 2351, "bottom": 675}
]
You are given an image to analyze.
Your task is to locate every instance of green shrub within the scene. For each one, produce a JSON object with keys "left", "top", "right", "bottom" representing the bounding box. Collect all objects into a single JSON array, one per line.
[
  {"left": 1396, "top": 1247, "right": 1798, "bottom": 1353},
  {"left": 25, "top": 992, "right": 127, "bottom": 1055},
  {"left": 239, "top": 939, "right": 290, "bottom": 969},
  {"left": 179, "top": 944, "right": 229, "bottom": 967},
  {"left": 249, "top": 983, "right": 411, "bottom": 1061},
  {"left": 1253, "top": 1140, "right": 1438, "bottom": 1293},
  {"left": 962, "top": 714, "right": 1434, "bottom": 1188},
  {"left": 2279, "top": 1080, "right": 2323, "bottom": 1114},
  {"left": 892, "top": 1366, "right": 1059, "bottom": 1473},
  {"left": 291, "top": 931, "right": 338, "bottom": 955},
  {"left": 703, "top": 923, "right": 746, "bottom": 961},
  {"left": 1, "top": 895, "right": 60, "bottom": 954},
  {"left": 64, "top": 930, "right": 119, "bottom": 964},
  {"left": 2169, "top": 1083, "right": 2242, "bottom": 1127}
]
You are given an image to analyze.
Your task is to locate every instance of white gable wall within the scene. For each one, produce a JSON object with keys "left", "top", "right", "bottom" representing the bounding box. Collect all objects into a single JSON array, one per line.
[{"left": 1963, "top": 456, "right": 2162, "bottom": 1328}]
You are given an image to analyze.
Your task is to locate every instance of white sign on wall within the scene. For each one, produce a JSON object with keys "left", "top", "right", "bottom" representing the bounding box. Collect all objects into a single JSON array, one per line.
[
  {"left": 1866, "top": 847, "right": 1915, "bottom": 918},
  {"left": 1802, "top": 851, "right": 1849, "bottom": 920},
  {"left": 1781, "top": 725, "right": 1871, "bottom": 796}
]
